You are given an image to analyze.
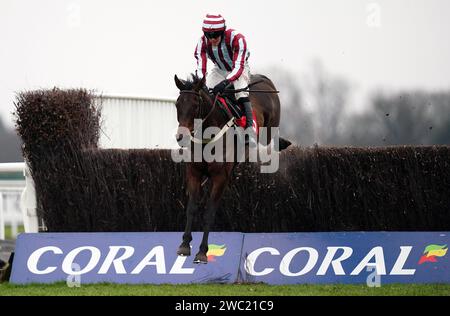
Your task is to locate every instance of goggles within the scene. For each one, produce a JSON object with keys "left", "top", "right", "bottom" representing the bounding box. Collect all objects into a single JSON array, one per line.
[{"left": 204, "top": 31, "right": 223, "bottom": 39}]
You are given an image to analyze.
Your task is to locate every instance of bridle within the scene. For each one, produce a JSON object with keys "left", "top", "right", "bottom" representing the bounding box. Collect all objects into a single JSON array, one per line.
[
  {"left": 178, "top": 89, "right": 232, "bottom": 144},
  {"left": 178, "top": 89, "right": 219, "bottom": 124}
]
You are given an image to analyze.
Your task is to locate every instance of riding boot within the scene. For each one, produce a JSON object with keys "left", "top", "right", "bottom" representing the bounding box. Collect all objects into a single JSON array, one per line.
[{"left": 240, "top": 98, "right": 257, "bottom": 147}]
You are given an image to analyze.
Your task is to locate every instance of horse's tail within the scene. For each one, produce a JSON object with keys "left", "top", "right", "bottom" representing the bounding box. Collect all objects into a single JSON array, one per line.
[{"left": 276, "top": 137, "right": 292, "bottom": 151}]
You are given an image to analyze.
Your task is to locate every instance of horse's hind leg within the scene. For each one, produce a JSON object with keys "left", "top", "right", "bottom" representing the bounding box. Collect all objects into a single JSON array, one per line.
[
  {"left": 194, "top": 168, "right": 231, "bottom": 264},
  {"left": 177, "top": 168, "right": 201, "bottom": 257}
]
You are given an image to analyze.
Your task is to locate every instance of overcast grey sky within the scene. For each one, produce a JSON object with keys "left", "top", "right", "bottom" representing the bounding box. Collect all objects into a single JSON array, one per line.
[{"left": 1, "top": 0, "right": 449, "bottom": 128}]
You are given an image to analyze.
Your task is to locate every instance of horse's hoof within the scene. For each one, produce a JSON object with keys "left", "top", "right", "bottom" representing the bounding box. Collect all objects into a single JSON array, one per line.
[
  {"left": 177, "top": 245, "right": 191, "bottom": 257},
  {"left": 193, "top": 253, "right": 208, "bottom": 264}
]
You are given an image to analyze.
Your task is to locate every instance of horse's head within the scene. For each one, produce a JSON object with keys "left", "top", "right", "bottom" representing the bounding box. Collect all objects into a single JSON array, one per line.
[{"left": 174, "top": 74, "right": 206, "bottom": 143}]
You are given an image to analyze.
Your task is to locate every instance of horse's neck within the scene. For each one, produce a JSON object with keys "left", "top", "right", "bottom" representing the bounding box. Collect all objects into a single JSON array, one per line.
[
  {"left": 197, "top": 92, "right": 237, "bottom": 163},
  {"left": 201, "top": 93, "right": 227, "bottom": 129}
]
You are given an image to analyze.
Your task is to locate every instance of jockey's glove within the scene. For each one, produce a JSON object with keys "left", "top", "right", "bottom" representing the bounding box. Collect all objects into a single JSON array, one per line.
[{"left": 212, "top": 79, "right": 230, "bottom": 95}]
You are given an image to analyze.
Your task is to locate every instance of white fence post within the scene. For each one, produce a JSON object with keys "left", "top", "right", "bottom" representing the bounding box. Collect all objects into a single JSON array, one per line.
[
  {"left": 21, "top": 163, "right": 38, "bottom": 233},
  {"left": 0, "top": 162, "right": 39, "bottom": 237}
]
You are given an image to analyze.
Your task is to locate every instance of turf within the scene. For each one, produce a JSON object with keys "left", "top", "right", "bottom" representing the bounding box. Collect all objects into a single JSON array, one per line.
[
  {"left": 4, "top": 225, "right": 24, "bottom": 240},
  {"left": 0, "top": 283, "right": 449, "bottom": 296}
]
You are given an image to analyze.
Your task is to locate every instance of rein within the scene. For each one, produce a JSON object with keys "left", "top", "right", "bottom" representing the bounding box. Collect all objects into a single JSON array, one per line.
[
  {"left": 179, "top": 90, "right": 219, "bottom": 124},
  {"left": 222, "top": 80, "right": 280, "bottom": 95},
  {"left": 179, "top": 90, "right": 229, "bottom": 144}
]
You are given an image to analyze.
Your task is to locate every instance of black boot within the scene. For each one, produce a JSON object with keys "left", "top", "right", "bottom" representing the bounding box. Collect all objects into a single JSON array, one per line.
[{"left": 239, "top": 98, "right": 256, "bottom": 147}]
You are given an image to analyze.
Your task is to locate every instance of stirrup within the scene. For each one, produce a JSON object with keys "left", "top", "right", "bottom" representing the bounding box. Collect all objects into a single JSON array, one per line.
[{"left": 244, "top": 128, "right": 257, "bottom": 148}]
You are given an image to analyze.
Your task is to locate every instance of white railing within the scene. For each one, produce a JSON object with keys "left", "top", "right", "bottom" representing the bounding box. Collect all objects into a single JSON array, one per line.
[
  {"left": 98, "top": 94, "right": 178, "bottom": 149},
  {"left": 0, "top": 189, "right": 23, "bottom": 238},
  {"left": 0, "top": 163, "right": 38, "bottom": 239}
]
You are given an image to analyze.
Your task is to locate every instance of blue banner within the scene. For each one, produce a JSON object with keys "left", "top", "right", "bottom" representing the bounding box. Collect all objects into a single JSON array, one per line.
[
  {"left": 240, "top": 232, "right": 450, "bottom": 284},
  {"left": 10, "top": 232, "right": 450, "bottom": 284},
  {"left": 10, "top": 232, "right": 243, "bottom": 284}
]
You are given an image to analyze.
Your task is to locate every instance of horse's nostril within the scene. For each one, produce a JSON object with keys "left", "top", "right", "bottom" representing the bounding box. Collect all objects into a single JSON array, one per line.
[{"left": 176, "top": 134, "right": 183, "bottom": 142}]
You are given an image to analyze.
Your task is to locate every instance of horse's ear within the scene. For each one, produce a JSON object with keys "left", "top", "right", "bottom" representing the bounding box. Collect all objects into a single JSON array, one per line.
[
  {"left": 194, "top": 76, "right": 206, "bottom": 91},
  {"left": 174, "top": 75, "right": 185, "bottom": 91}
]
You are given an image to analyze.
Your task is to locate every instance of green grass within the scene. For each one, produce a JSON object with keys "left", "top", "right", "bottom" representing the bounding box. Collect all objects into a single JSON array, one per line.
[
  {"left": 0, "top": 283, "right": 449, "bottom": 296},
  {"left": 4, "top": 225, "right": 24, "bottom": 240}
]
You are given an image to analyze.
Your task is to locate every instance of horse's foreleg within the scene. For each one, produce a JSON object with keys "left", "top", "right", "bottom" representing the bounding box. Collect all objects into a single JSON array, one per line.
[
  {"left": 194, "top": 169, "right": 231, "bottom": 264},
  {"left": 177, "top": 170, "right": 201, "bottom": 257}
]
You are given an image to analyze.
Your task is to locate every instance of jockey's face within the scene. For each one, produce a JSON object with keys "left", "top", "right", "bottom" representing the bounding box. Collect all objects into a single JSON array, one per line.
[{"left": 209, "top": 36, "right": 221, "bottom": 46}]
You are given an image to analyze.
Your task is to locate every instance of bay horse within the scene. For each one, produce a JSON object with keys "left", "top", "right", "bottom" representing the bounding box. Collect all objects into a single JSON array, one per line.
[{"left": 174, "top": 74, "right": 290, "bottom": 263}]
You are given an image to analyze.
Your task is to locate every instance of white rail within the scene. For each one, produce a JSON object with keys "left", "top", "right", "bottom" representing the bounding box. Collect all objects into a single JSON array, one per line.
[
  {"left": 97, "top": 94, "right": 178, "bottom": 149},
  {"left": 0, "top": 162, "right": 38, "bottom": 239},
  {"left": 0, "top": 163, "right": 27, "bottom": 173}
]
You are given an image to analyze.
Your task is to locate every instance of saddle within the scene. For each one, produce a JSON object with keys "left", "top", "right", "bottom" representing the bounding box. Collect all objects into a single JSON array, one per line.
[
  {"left": 215, "top": 95, "right": 258, "bottom": 135},
  {"left": 211, "top": 76, "right": 265, "bottom": 134}
]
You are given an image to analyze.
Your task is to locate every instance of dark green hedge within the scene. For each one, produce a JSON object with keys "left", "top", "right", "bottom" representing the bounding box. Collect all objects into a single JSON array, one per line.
[{"left": 14, "top": 89, "right": 450, "bottom": 232}]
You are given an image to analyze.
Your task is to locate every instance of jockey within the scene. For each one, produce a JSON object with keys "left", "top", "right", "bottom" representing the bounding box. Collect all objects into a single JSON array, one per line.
[{"left": 194, "top": 14, "right": 255, "bottom": 144}]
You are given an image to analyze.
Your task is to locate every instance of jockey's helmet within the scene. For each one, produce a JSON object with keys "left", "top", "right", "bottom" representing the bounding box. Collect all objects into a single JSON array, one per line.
[{"left": 202, "top": 14, "right": 226, "bottom": 38}]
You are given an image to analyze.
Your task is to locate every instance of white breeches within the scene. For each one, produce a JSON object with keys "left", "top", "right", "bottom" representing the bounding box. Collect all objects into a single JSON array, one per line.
[{"left": 206, "top": 63, "right": 251, "bottom": 100}]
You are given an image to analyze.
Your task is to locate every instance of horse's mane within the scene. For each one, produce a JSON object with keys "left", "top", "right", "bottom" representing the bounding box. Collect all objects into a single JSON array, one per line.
[
  {"left": 182, "top": 74, "right": 213, "bottom": 118},
  {"left": 184, "top": 74, "right": 209, "bottom": 95},
  {"left": 183, "top": 74, "right": 200, "bottom": 88}
]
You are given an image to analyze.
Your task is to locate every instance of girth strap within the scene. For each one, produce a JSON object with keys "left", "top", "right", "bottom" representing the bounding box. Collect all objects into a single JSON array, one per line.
[{"left": 190, "top": 117, "right": 236, "bottom": 144}]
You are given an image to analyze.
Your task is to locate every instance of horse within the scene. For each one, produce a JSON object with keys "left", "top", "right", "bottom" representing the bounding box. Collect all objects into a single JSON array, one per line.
[{"left": 173, "top": 74, "right": 290, "bottom": 263}]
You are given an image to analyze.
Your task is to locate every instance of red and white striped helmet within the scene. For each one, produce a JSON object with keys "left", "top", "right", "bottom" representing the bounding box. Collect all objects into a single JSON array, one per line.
[{"left": 202, "top": 14, "right": 226, "bottom": 32}]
